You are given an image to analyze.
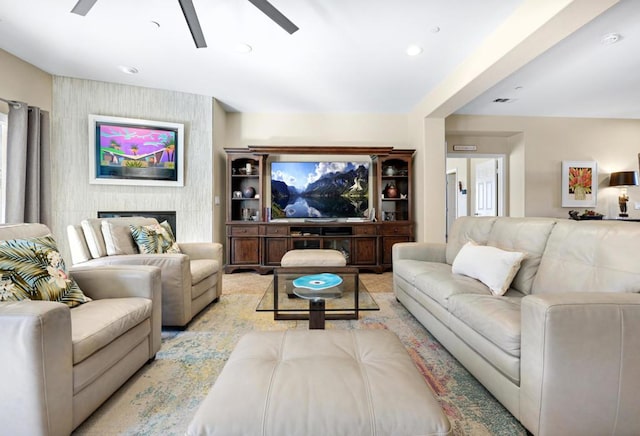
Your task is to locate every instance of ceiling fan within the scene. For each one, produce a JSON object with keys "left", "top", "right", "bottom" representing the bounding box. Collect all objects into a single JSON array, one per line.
[{"left": 70, "top": 0, "right": 299, "bottom": 49}]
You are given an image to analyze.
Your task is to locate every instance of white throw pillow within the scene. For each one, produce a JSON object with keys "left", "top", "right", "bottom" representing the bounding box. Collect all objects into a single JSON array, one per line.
[{"left": 451, "top": 241, "right": 525, "bottom": 296}]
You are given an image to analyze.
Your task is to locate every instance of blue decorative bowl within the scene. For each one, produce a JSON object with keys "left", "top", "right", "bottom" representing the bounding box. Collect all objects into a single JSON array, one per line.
[{"left": 293, "top": 273, "right": 343, "bottom": 290}]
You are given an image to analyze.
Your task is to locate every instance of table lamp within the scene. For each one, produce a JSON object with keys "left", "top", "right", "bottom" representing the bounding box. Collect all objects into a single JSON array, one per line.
[{"left": 609, "top": 171, "right": 639, "bottom": 217}]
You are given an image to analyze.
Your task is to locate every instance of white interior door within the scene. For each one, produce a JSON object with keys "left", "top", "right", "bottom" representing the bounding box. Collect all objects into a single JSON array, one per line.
[{"left": 474, "top": 159, "right": 497, "bottom": 216}]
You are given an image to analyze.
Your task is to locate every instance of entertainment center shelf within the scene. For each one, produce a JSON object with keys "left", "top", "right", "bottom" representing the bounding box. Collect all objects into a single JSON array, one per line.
[{"left": 224, "top": 146, "right": 415, "bottom": 274}]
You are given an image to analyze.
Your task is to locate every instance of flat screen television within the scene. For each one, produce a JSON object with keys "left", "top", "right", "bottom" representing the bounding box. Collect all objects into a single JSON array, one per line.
[{"left": 270, "top": 161, "right": 370, "bottom": 219}]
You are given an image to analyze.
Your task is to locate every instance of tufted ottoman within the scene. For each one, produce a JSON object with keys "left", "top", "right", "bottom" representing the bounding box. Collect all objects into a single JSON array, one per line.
[{"left": 187, "top": 329, "right": 451, "bottom": 436}]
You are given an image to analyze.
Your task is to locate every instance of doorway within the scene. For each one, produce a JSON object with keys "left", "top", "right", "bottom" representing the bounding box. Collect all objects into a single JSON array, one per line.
[{"left": 445, "top": 155, "right": 506, "bottom": 238}]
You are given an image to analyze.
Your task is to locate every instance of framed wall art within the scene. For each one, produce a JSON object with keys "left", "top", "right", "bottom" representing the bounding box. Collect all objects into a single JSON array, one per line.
[
  {"left": 89, "top": 114, "right": 184, "bottom": 187},
  {"left": 561, "top": 160, "right": 597, "bottom": 207}
]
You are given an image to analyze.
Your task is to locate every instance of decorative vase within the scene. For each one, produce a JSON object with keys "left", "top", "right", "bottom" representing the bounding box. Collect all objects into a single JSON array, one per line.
[
  {"left": 573, "top": 185, "right": 586, "bottom": 200},
  {"left": 384, "top": 183, "right": 399, "bottom": 198},
  {"left": 243, "top": 186, "right": 256, "bottom": 198}
]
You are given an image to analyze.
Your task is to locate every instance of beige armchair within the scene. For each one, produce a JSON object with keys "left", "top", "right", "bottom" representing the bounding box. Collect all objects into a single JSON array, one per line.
[
  {"left": 0, "top": 223, "right": 162, "bottom": 434},
  {"left": 67, "top": 217, "right": 222, "bottom": 327}
]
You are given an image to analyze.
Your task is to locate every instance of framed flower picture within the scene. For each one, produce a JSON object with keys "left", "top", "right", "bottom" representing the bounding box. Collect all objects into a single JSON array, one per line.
[{"left": 561, "top": 160, "right": 597, "bottom": 207}]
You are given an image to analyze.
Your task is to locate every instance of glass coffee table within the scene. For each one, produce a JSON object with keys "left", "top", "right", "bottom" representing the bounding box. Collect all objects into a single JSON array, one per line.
[{"left": 257, "top": 267, "right": 379, "bottom": 329}]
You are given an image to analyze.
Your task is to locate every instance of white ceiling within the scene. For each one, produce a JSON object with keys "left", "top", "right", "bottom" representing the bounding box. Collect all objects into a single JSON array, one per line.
[{"left": 0, "top": 0, "right": 638, "bottom": 118}]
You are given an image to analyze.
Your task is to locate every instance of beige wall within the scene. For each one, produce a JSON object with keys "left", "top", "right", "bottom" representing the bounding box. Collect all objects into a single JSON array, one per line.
[
  {"left": 0, "top": 49, "right": 52, "bottom": 111},
  {"left": 446, "top": 114, "right": 640, "bottom": 219},
  {"left": 52, "top": 77, "right": 215, "bottom": 262},
  {"left": 225, "top": 112, "right": 409, "bottom": 149}
]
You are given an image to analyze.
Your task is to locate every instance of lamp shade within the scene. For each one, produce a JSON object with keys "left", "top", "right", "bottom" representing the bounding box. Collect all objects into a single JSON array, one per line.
[{"left": 609, "top": 171, "right": 639, "bottom": 187}]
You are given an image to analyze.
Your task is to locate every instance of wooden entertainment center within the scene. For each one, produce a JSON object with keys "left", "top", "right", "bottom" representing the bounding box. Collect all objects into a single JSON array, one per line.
[{"left": 225, "top": 146, "right": 415, "bottom": 274}]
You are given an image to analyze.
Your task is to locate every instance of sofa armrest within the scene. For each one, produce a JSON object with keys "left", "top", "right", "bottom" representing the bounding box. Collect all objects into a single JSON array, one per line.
[
  {"left": 392, "top": 242, "right": 447, "bottom": 263},
  {"left": 520, "top": 292, "right": 640, "bottom": 436},
  {"left": 70, "top": 264, "right": 162, "bottom": 300},
  {"left": 178, "top": 242, "right": 223, "bottom": 262},
  {"left": 74, "top": 254, "right": 192, "bottom": 326},
  {"left": 70, "top": 265, "right": 163, "bottom": 356},
  {"left": 0, "top": 301, "right": 73, "bottom": 436}
]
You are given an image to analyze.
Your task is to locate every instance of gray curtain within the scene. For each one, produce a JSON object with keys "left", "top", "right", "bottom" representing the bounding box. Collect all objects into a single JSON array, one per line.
[{"left": 5, "top": 102, "right": 51, "bottom": 225}]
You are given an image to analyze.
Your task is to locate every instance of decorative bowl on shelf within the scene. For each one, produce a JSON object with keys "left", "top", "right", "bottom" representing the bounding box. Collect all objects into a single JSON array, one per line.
[
  {"left": 568, "top": 210, "right": 603, "bottom": 220},
  {"left": 383, "top": 183, "right": 399, "bottom": 198},
  {"left": 243, "top": 186, "right": 256, "bottom": 198}
]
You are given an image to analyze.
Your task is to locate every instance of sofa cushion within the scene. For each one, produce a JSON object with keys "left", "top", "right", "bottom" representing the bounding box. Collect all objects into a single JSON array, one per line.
[
  {"left": 82, "top": 217, "right": 159, "bottom": 259},
  {"left": 448, "top": 292, "right": 524, "bottom": 357},
  {"left": 70, "top": 297, "right": 152, "bottom": 364},
  {"left": 130, "top": 221, "right": 181, "bottom": 254},
  {"left": 0, "top": 234, "right": 91, "bottom": 308},
  {"left": 67, "top": 224, "right": 93, "bottom": 264},
  {"left": 101, "top": 221, "right": 138, "bottom": 256},
  {"left": 452, "top": 241, "right": 525, "bottom": 296},
  {"left": 486, "top": 217, "right": 557, "bottom": 295},
  {"left": 81, "top": 219, "right": 107, "bottom": 259},
  {"left": 445, "top": 216, "right": 497, "bottom": 264},
  {"left": 413, "top": 263, "right": 491, "bottom": 309},
  {"left": 191, "top": 259, "right": 218, "bottom": 285},
  {"left": 393, "top": 259, "right": 446, "bottom": 287},
  {"left": 533, "top": 220, "right": 640, "bottom": 294}
]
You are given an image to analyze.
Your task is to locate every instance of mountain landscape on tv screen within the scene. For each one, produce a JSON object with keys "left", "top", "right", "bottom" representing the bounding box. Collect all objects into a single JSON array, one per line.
[{"left": 271, "top": 162, "right": 369, "bottom": 219}]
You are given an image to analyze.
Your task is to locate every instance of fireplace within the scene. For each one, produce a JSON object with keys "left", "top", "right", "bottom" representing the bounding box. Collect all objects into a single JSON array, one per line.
[{"left": 97, "top": 211, "right": 177, "bottom": 237}]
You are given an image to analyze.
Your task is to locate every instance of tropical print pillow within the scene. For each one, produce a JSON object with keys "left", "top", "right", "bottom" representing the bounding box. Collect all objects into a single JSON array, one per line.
[
  {"left": 130, "top": 221, "right": 181, "bottom": 254},
  {"left": 0, "top": 234, "right": 91, "bottom": 308}
]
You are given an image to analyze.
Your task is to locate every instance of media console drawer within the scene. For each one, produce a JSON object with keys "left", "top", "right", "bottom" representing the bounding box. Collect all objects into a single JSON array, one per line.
[
  {"left": 229, "top": 225, "right": 259, "bottom": 236},
  {"left": 379, "top": 224, "right": 412, "bottom": 236},
  {"left": 266, "top": 226, "right": 288, "bottom": 236},
  {"left": 354, "top": 225, "right": 377, "bottom": 235}
]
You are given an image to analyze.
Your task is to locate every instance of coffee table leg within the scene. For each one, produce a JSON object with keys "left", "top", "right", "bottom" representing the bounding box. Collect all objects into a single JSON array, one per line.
[{"left": 309, "top": 300, "right": 325, "bottom": 329}]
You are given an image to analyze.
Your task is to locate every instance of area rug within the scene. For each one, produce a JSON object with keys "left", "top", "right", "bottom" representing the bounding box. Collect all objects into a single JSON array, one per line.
[{"left": 73, "top": 282, "right": 527, "bottom": 435}]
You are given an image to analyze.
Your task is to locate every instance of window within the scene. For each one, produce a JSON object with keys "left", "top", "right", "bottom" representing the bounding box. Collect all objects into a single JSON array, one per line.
[{"left": 0, "top": 112, "right": 7, "bottom": 223}]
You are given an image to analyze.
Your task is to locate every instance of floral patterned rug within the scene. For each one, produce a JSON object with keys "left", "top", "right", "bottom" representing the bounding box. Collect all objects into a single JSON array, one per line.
[{"left": 73, "top": 289, "right": 527, "bottom": 435}]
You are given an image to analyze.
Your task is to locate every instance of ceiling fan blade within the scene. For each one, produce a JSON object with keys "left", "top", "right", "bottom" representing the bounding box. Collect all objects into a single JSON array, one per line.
[
  {"left": 71, "top": 0, "right": 98, "bottom": 16},
  {"left": 247, "top": 0, "right": 299, "bottom": 34},
  {"left": 178, "top": 0, "right": 207, "bottom": 48}
]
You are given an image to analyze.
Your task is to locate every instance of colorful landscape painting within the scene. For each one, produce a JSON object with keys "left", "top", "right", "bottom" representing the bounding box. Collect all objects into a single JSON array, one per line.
[{"left": 96, "top": 122, "right": 178, "bottom": 181}]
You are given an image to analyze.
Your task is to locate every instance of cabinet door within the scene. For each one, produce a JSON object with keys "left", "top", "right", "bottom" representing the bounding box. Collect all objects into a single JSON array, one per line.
[
  {"left": 381, "top": 236, "right": 410, "bottom": 265},
  {"left": 352, "top": 237, "right": 377, "bottom": 265},
  {"left": 231, "top": 237, "right": 260, "bottom": 264},
  {"left": 265, "top": 238, "right": 288, "bottom": 265}
]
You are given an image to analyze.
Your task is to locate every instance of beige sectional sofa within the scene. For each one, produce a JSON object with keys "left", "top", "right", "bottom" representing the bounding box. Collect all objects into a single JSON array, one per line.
[
  {"left": 393, "top": 216, "right": 640, "bottom": 436},
  {"left": 0, "top": 223, "right": 162, "bottom": 435},
  {"left": 67, "top": 217, "right": 223, "bottom": 327}
]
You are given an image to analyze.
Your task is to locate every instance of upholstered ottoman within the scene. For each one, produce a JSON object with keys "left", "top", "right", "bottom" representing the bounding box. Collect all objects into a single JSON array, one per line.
[
  {"left": 187, "top": 330, "right": 451, "bottom": 436},
  {"left": 280, "top": 249, "right": 347, "bottom": 267}
]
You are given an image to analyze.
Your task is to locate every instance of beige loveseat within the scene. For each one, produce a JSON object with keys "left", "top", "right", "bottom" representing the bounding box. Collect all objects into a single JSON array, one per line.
[
  {"left": 0, "top": 223, "right": 162, "bottom": 435},
  {"left": 393, "top": 217, "right": 640, "bottom": 436},
  {"left": 67, "top": 217, "right": 222, "bottom": 327}
]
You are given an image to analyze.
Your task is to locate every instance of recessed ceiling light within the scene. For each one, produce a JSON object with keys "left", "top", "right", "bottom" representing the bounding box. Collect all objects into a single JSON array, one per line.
[
  {"left": 406, "top": 45, "right": 423, "bottom": 56},
  {"left": 150, "top": 20, "right": 161, "bottom": 29},
  {"left": 118, "top": 65, "right": 139, "bottom": 75},
  {"left": 430, "top": 26, "right": 440, "bottom": 33},
  {"left": 601, "top": 33, "right": 621, "bottom": 45},
  {"left": 234, "top": 43, "right": 253, "bottom": 54}
]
